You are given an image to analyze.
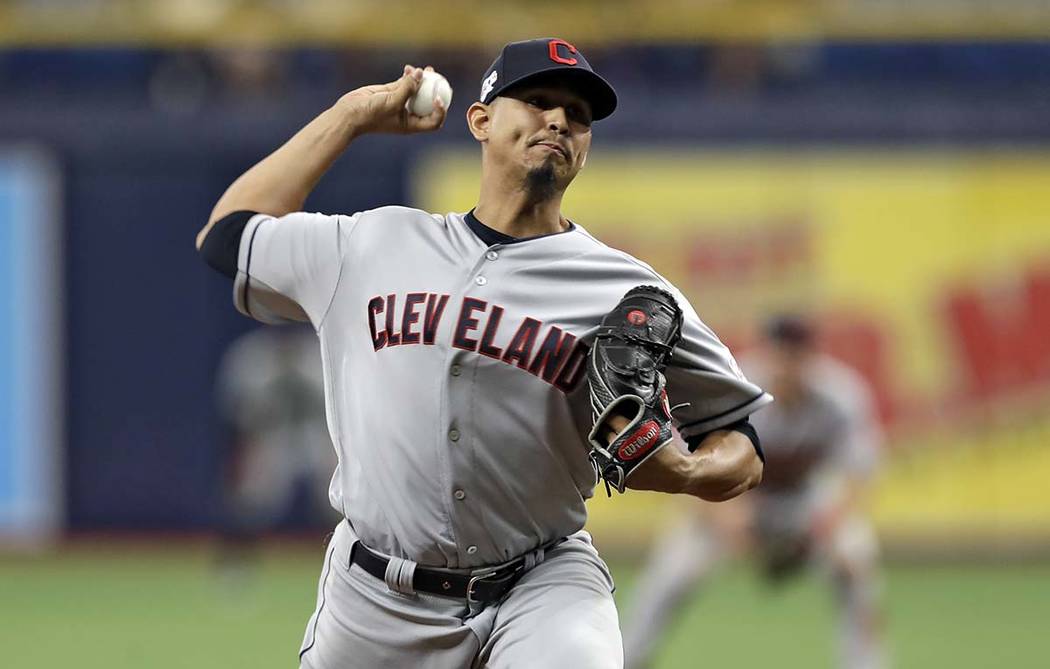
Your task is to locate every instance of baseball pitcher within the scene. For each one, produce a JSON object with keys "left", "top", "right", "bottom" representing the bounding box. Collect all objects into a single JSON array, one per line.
[{"left": 197, "top": 38, "right": 772, "bottom": 669}]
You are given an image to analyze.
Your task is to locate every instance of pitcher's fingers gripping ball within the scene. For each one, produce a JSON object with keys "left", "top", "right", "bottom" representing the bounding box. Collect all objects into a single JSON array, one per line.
[{"left": 588, "top": 285, "right": 684, "bottom": 494}]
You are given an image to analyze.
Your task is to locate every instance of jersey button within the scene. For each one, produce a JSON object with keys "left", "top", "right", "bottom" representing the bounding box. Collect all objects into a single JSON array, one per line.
[
  {"left": 486, "top": 250, "right": 499, "bottom": 261},
  {"left": 449, "top": 429, "right": 460, "bottom": 442},
  {"left": 474, "top": 276, "right": 487, "bottom": 286},
  {"left": 466, "top": 545, "right": 478, "bottom": 555},
  {"left": 450, "top": 365, "right": 461, "bottom": 377},
  {"left": 454, "top": 489, "right": 466, "bottom": 501}
]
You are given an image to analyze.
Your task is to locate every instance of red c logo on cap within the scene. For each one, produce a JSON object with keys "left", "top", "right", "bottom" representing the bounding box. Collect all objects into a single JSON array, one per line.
[{"left": 548, "top": 39, "right": 578, "bottom": 66}]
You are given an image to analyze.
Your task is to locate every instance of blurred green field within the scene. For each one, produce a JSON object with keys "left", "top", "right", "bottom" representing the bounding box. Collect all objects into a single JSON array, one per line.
[{"left": 1, "top": 544, "right": 1047, "bottom": 668}]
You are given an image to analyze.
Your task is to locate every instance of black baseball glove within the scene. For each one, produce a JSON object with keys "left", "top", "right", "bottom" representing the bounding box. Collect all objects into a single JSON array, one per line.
[{"left": 587, "top": 285, "right": 684, "bottom": 494}]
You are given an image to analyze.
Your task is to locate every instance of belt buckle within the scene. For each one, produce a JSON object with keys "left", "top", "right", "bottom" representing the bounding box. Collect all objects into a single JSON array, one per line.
[
  {"left": 466, "top": 564, "right": 525, "bottom": 603},
  {"left": 466, "top": 570, "right": 498, "bottom": 604}
]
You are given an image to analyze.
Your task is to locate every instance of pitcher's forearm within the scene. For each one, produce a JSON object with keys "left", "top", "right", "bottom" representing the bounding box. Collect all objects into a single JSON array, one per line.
[
  {"left": 623, "top": 442, "right": 694, "bottom": 495},
  {"left": 197, "top": 103, "right": 362, "bottom": 248},
  {"left": 197, "top": 65, "right": 443, "bottom": 250},
  {"left": 626, "top": 430, "right": 762, "bottom": 501},
  {"left": 681, "top": 430, "right": 762, "bottom": 501}
]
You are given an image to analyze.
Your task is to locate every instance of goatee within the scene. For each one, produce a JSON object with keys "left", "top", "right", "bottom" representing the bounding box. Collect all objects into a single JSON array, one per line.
[{"left": 523, "top": 161, "right": 558, "bottom": 202}]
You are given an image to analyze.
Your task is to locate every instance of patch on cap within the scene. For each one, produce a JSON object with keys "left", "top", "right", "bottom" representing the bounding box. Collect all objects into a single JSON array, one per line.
[{"left": 480, "top": 70, "right": 498, "bottom": 101}]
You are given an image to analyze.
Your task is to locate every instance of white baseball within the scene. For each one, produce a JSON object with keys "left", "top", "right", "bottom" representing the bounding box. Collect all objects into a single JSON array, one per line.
[{"left": 406, "top": 70, "right": 452, "bottom": 117}]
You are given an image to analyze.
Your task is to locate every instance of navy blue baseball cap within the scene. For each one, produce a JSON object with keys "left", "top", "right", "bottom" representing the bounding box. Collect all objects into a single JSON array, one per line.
[{"left": 479, "top": 38, "right": 618, "bottom": 121}]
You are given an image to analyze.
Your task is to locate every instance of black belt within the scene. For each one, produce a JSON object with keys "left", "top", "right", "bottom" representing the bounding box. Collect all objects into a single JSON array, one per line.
[{"left": 350, "top": 541, "right": 528, "bottom": 604}]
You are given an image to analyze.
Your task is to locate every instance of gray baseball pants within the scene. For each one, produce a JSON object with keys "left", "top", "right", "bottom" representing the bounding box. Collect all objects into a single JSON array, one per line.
[{"left": 299, "top": 520, "right": 623, "bottom": 669}]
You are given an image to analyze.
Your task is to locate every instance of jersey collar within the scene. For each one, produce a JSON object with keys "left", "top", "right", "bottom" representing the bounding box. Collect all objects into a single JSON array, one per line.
[{"left": 464, "top": 209, "right": 576, "bottom": 247}]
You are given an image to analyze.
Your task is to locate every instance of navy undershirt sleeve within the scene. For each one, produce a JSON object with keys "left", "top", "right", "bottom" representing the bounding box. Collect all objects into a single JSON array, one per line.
[
  {"left": 199, "top": 210, "right": 258, "bottom": 279},
  {"left": 685, "top": 416, "right": 764, "bottom": 462}
]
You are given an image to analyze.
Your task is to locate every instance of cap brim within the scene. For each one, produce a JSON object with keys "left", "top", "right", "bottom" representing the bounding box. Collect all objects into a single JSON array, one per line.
[{"left": 496, "top": 66, "right": 617, "bottom": 121}]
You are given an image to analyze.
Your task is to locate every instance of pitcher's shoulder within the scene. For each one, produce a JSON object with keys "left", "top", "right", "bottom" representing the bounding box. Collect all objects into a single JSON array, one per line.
[
  {"left": 356, "top": 205, "right": 445, "bottom": 225},
  {"left": 345, "top": 206, "right": 452, "bottom": 242},
  {"left": 574, "top": 228, "right": 668, "bottom": 281}
]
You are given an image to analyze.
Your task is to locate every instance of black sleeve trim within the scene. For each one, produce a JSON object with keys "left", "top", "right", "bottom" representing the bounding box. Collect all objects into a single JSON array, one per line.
[
  {"left": 199, "top": 210, "right": 258, "bottom": 279},
  {"left": 685, "top": 416, "right": 764, "bottom": 462},
  {"left": 240, "top": 219, "right": 265, "bottom": 319}
]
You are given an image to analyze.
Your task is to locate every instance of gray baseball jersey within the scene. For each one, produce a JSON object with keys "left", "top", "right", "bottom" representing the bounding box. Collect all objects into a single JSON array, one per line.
[
  {"left": 743, "top": 354, "right": 880, "bottom": 492},
  {"left": 232, "top": 206, "right": 771, "bottom": 569},
  {"left": 741, "top": 354, "right": 880, "bottom": 533}
]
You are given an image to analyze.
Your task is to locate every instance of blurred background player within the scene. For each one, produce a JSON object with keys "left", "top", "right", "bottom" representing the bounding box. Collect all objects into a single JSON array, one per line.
[
  {"left": 214, "top": 325, "right": 337, "bottom": 581},
  {"left": 622, "top": 315, "right": 887, "bottom": 669}
]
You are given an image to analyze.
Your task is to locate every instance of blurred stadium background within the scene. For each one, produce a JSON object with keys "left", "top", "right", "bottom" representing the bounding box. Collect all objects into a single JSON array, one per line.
[{"left": 1, "top": 1, "right": 1049, "bottom": 667}]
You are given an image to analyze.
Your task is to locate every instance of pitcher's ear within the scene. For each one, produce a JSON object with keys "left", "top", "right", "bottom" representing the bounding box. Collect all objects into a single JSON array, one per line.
[{"left": 467, "top": 102, "right": 491, "bottom": 141}]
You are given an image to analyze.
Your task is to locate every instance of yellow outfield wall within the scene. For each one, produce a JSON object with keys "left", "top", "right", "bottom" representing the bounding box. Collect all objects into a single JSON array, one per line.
[{"left": 414, "top": 147, "right": 1050, "bottom": 548}]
